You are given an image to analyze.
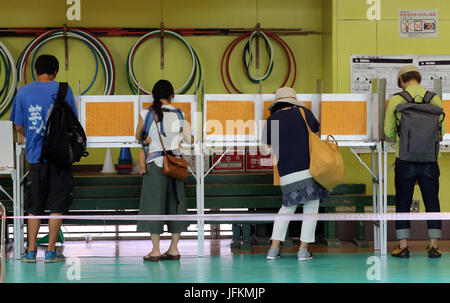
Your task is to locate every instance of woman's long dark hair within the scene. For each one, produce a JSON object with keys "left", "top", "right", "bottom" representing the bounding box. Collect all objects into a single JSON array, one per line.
[{"left": 151, "top": 79, "right": 174, "bottom": 122}]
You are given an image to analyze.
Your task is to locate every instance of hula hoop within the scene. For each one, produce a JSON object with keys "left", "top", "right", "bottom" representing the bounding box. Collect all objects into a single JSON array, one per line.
[
  {"left": 221, "top": 31, "right": 296, "bottom": 93},
  {"left": 243, "top": 31, "right": 274, "bottom": 83},
  {"left": 16, "top": 28, "right": 115, "bottom": 95},
  {"left": 0, "top": 41, "right": 17, "bottom": 117},
  {"left": 127, "top": 30, "right": 201, "bottom": 95},
  {"left": 30, "top": 37, "right": 99, "bottom": 95}
]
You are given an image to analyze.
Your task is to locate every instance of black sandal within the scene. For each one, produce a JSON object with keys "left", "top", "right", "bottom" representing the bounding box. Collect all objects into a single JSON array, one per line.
[
  {"left": 160, "top": 252, "right": 181, "bottom": 260},
  {"left": 143, "top": 254, "right": 160, "bottom": 262}
]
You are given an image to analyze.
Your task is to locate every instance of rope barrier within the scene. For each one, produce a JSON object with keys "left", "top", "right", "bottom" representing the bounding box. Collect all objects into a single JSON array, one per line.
[{"left": 4, "top": 212, "right": 450, "bottom": 222}]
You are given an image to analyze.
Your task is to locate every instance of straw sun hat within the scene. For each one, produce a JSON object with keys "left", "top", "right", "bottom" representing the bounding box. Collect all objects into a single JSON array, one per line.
[{"left": 267, "top": 87, "right": 305, "bottom": 111}]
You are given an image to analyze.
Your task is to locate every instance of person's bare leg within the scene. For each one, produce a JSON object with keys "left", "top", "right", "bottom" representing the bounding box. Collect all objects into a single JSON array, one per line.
[
  {"left": 271, "top": 240, "right": 281, "bottom": 249},
  {"left": 400, "top": 239, "right": 408, "bottom": 249},
  {"left": 167, "top": 233, "right": 181, "bottom": 255},
  {"left": 299, "top": 242, "right": 309, "bottom": 251},
  {"left": 148, "top": 234, "right": 161, "bottom": 257},
  {"left": 47, "top": 213, "right": 62, "bottom": 251},
  {"left": 430, "top": 239, "right": 438, "bottom": 249},
  {"left": 27, "top": 214, "right": 41, "bottom": 252},
  {"left": 139, "top": 150, "right": 146, "bottom": 175}
]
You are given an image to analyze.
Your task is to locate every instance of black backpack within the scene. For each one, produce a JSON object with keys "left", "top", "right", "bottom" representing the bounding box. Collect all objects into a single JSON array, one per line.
[{"left": 40, "top": 82, "right": 89, "bottom": 167}]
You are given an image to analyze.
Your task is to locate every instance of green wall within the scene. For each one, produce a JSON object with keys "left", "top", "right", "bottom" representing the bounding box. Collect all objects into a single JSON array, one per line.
[{"left": 0, "top": 0, "right": 323, "bottom": 165}]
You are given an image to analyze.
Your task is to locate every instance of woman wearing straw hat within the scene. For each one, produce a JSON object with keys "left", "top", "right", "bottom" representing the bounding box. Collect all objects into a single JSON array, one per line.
[{"left": 262, "top": 87, "right": 329, "bottom": 261}]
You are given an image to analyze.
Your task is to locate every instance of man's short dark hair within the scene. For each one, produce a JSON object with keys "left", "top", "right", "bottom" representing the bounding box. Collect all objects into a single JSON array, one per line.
[
  {"left": 398, "top": 71, "right": 422, "bottom": 88},
  {"left": 35, "top": 55, "right": 59, "bottom": 76}
]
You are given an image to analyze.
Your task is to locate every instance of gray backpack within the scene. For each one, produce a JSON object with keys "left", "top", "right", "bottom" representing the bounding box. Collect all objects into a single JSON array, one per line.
[{"left": 395, "top": 90, "right": 445, "bottom": 162}]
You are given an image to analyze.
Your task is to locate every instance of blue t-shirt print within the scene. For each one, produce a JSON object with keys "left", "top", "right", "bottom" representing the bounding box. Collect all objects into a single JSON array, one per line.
[
  {"left": 28, "top": 103, "right": 47, "bottom": 135},
  {"left": 9, "top": 81, "right": 78, "bottom": 164}
]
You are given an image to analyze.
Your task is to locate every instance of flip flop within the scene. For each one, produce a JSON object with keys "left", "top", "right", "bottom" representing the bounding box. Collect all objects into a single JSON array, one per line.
[
  {"left": 143, "top": 254, "right": 160, "bottom": 262},
  {"left": 160, "top": 253, "right": 181, "bottom": 260}
]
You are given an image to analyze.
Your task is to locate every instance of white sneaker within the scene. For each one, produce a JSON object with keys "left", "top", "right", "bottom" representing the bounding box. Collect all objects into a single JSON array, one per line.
[
  {"left": 298, "top": 250, "right": 313, "bottom": 261},
  {"left": 266, "top": 247, "right": 280, "bottom": 260}
]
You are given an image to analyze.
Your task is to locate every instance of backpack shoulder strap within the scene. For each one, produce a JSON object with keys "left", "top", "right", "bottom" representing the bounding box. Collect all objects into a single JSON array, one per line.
[
  {"left": 143, "top": 108, "right": 154, "bottom": 138},
  {"left": 423, "top": 91, "right": 436, "bottom": 104},
  {"left": 141, "top": 108, "right": 154, "bottom": 157},
  {"left": 395, "top": 90, "right": 415, "bottom": 103},
  {"left": 56, "top": 82, "right": 68, "bottom": 103},
  {"left": 162, "top": 107, "right": 184, "bottom": 133},
  {"left": 173, "top": 108, "right": 184, "bottom": 133}
]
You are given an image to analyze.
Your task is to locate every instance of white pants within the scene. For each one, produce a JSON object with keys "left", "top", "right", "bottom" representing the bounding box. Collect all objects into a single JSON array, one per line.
[{"left": 270, "top": 199, "right": 320, "bottom": 243}]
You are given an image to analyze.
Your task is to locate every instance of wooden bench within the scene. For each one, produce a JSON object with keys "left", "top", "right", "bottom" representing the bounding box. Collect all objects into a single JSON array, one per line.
[{"left": 0, "top": 174, "right": 395, "bottom": 248}]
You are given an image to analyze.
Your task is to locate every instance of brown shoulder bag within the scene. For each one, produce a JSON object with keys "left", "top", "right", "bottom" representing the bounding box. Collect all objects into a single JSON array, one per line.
[{"left": 151, "top": 110, "right": 189, "bottom": 180}]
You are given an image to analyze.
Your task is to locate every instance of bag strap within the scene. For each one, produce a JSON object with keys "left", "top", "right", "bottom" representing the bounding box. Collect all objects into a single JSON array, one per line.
[
  {"left": 56, "top": 82, "right": 68, "bottom": 104},
  {"left": 396, "top": 90, "right": 415, "bottom": 104},
  {"left": 151, "top": 109, "right": 168, "bottom": 156},
  {"left": 423, "top": 91, "right": 436, "bottom": 104},
  {"left": 298, "top": 107, "right": 313, "bottom": 134}
]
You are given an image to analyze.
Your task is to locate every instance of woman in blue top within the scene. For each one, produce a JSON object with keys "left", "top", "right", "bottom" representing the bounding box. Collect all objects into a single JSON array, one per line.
[{"left": 262, "top": 87, "right": 329, "bottom": 261}]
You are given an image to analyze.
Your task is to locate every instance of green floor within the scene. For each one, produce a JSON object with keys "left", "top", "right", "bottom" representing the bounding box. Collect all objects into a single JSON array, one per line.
[{"left": 5, "top": 253, "right": 450, "bottom": 283}]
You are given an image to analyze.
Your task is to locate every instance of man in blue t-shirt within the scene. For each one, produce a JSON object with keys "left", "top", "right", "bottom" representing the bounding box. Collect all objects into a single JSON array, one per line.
[{"left": 10, "top": 55, "right": 77, "bottom": 263}]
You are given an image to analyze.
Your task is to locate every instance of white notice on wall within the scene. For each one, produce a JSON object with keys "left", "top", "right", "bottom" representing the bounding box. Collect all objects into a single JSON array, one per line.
[
  {"left": 399, "top": 10, "right": 438, "bottom": 38},
  {"left": 351, "top": 55, "right": 450, "bottom": 98},
  {"left": 417, "top": 56, "right": 450, "bottom": 92},
  {"left": 351, "top": 55, "right": 414, "bottom": 96}
]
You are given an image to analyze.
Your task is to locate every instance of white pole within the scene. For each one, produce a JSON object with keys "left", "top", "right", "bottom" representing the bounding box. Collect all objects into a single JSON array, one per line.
[
  {"left": 19, "top": 146, "right": 25, "bottom": 257},
  {"left": 13, "top": 144, "right": 22, "bottom": 259},
  {"left": 382, "top": 142, "right": 388, "bottom": 255},
  {"left": 377, "top": 142, "right": 383, "bottom": 253},
  {"left": 372, "top": 147, "right": 379, "bottom": 252},
  {"left": 195, "top": 141, "right": 204, "bottom": 257},
  {"left": 0, "top": 202, "right": 6, "bottom": 283}
]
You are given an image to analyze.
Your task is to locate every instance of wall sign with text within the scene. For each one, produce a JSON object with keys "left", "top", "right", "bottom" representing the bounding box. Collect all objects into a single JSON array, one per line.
[{"left": 399, "top": 10, "right": 438, "bottom": 38}]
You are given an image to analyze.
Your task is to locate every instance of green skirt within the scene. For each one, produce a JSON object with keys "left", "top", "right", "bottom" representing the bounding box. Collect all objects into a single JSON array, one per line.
[{"left": 137, "top": 162, "right": 190, "bottom": 234}]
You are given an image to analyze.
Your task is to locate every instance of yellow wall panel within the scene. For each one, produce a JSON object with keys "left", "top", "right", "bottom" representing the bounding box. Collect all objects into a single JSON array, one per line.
[
  {"left": 376, "top": 0, "right": 450, "bottom": 20},
  {"left": 337, "top": 0, "right": 450, "bottom": 21},
  {"left": 337, "top": 0, "right": 372, "bottom": 20},
  {"left": 336, "top": 20, "right": 377, "bottom": 93},
  {"left": 377, "top": 20, "right": 450, "bottom": 55}
]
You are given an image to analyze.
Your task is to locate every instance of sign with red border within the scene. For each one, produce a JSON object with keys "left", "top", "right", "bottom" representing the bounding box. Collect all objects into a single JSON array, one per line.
[{"left": 399, "top": 10, "right": 438, "bottom": 38}]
